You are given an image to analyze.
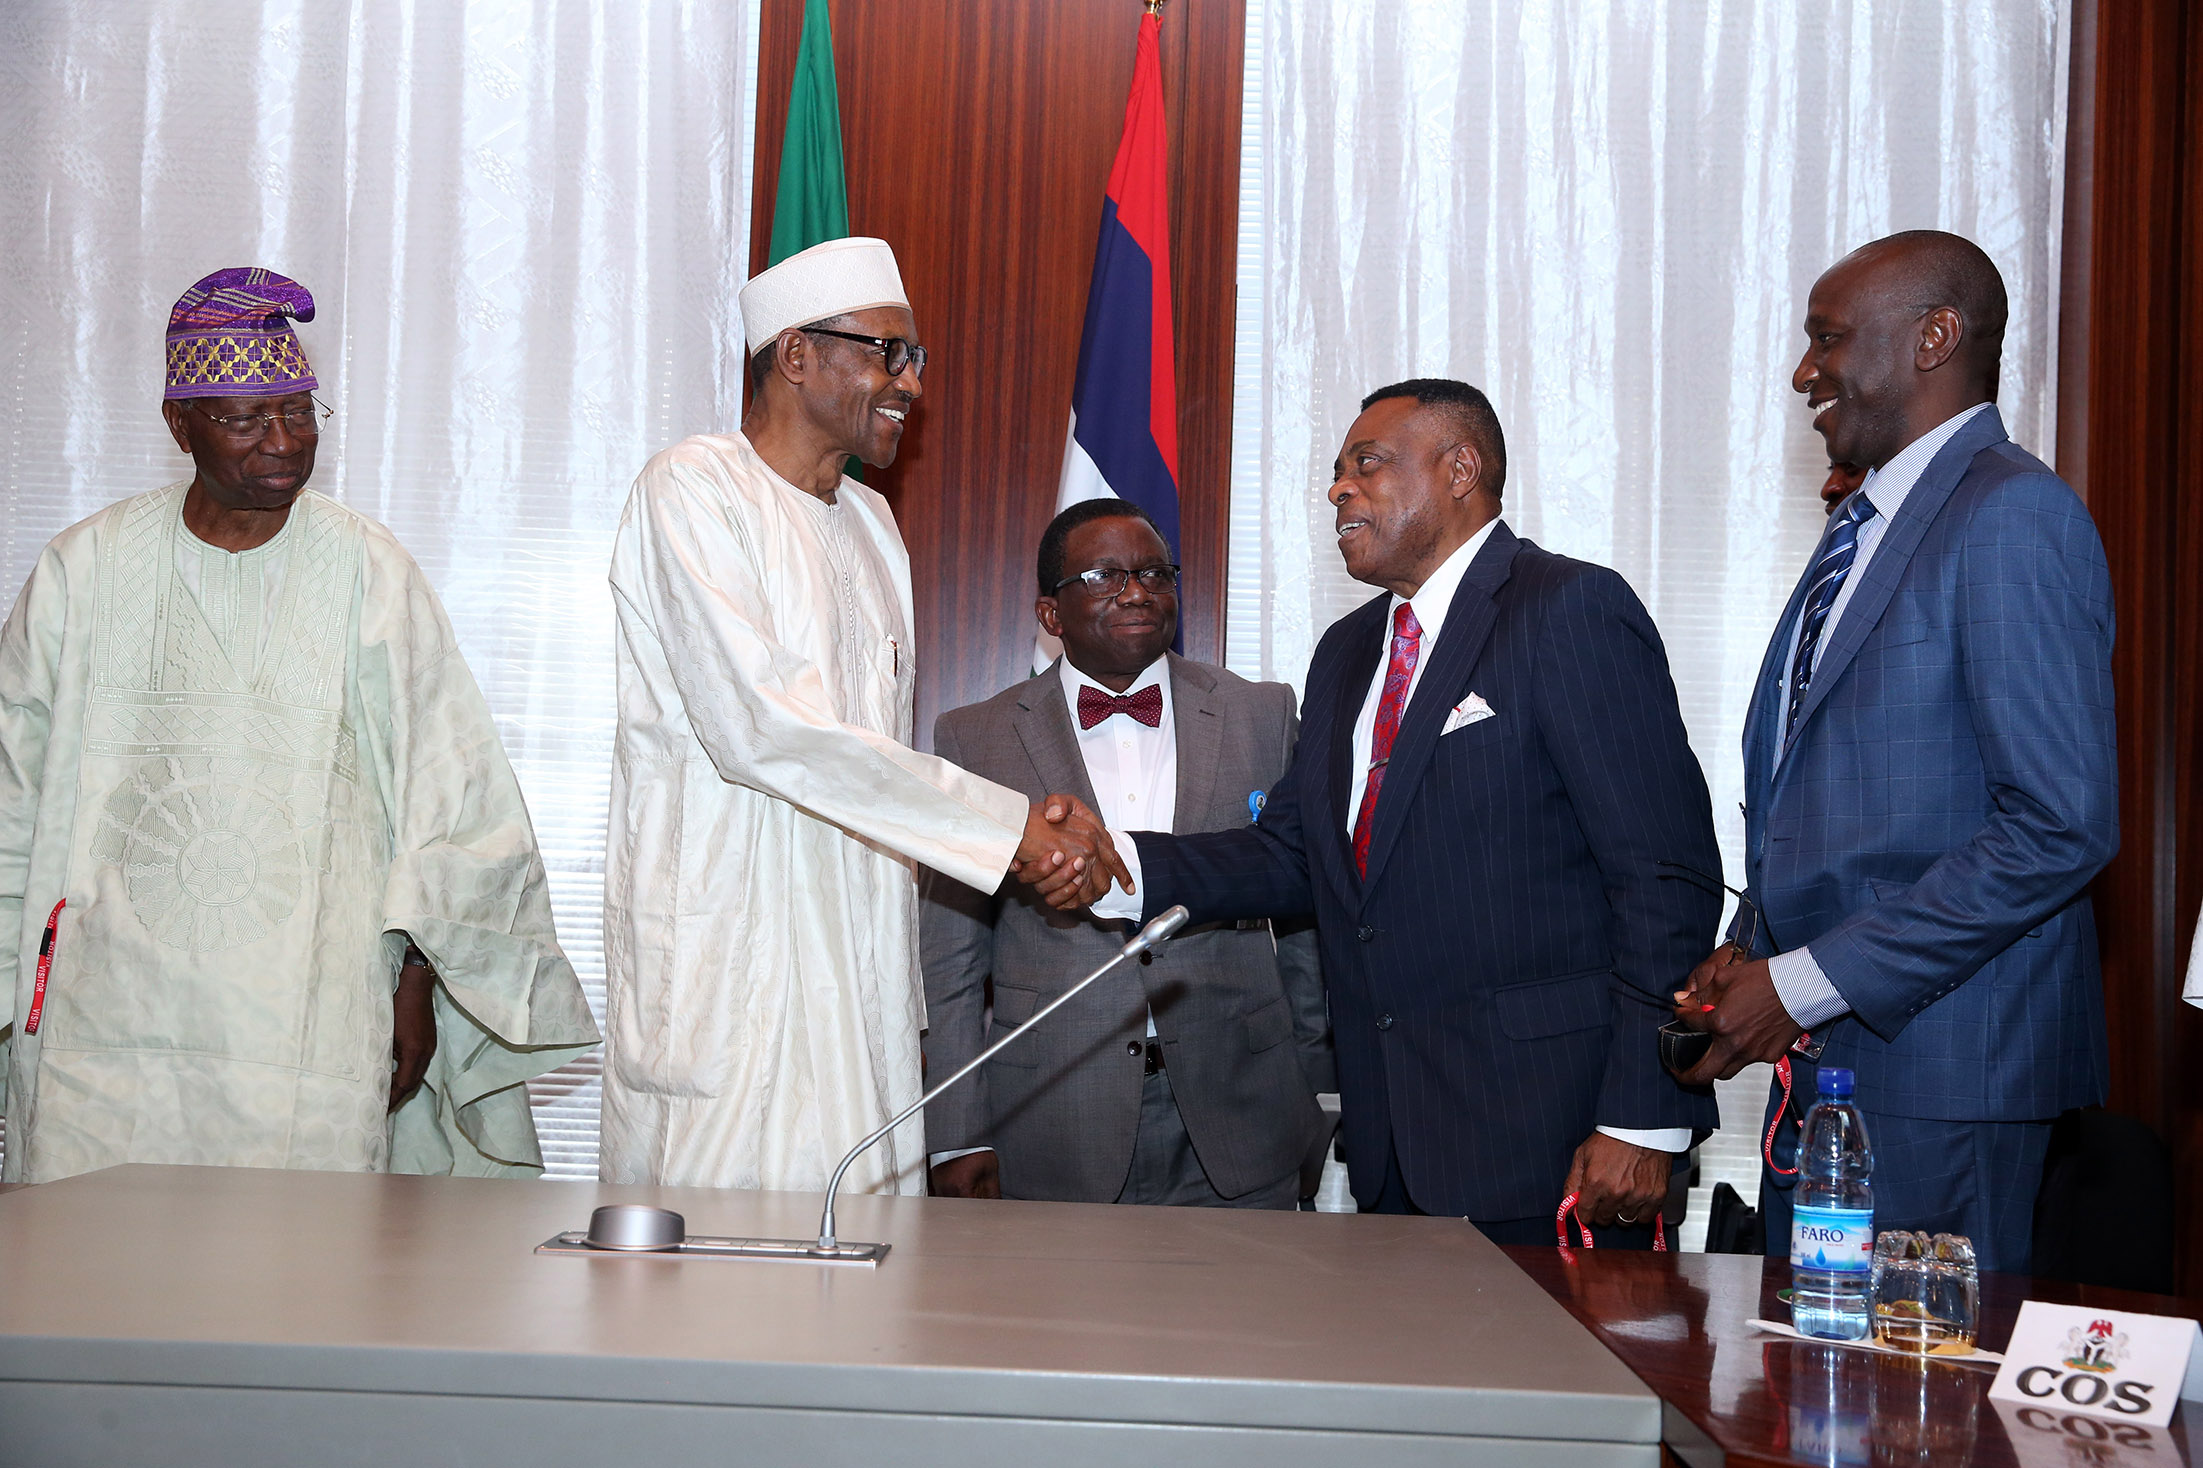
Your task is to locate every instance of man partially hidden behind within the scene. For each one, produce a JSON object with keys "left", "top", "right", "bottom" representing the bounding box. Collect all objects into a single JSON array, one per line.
[
  {"left": 922, "top": 500, "right": 1333, "bottom": 1208},
  {"left": 1672, "top": 232, "right": 2117, "bottom": 1272},
  {"left": 1043, "top": 380, "right": 1722, "bottom": 1244},
  {"left": 600, "top": 238, "right": 1127, "bottom": 1195},
  {"left": 0, "top": 268, "right": 598, "bottom": 1183},
  {"left": 1820, "top": 461, "right": 1867, "bottom": 515}
]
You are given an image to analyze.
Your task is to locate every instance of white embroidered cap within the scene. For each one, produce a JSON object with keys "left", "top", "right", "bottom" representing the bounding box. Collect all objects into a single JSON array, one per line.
[{"left": 739, "top": 237, "right": 911, "bottom": 353}]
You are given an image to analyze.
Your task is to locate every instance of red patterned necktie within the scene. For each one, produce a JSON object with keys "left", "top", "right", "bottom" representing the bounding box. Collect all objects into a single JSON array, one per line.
[
  {"left": 1352, "top": 603, "right": 1423, "bottom": 877},
  {"left": 1077, "top": 682, "right": 1165, "bottom": 730}
]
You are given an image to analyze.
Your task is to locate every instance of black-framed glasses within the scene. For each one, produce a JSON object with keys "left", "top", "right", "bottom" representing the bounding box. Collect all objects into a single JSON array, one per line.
[
  {"left": 189, "top": 396, "right": 332, "bottom": 441},
  {"left": 803, "top": 327, "right": 928, "bottom": 379},
  {"left": 1051, "top": 564, "right": 1181, "bottom": 599}
]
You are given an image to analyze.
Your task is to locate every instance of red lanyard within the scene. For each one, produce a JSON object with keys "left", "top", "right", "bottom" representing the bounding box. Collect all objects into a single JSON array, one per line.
[
  {"left": 1763, "top": 1032, "right": 1820, "bottom": 1177},
  {"left": 24, "top": 900, "right": 64, "bottom": 1036},
  {"left": 1766, "top": 1056, "right": 1800, "bottom": 1176},
  {"left": 1556, "top": 1191, "right": 1668, "bottom": 1252}
]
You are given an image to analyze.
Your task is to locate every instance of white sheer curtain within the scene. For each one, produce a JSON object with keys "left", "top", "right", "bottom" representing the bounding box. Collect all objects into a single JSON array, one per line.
[
  {"left": 1227, "top": 0, "right": 2070, "bottom": 1237},
  {"left": 0, "top": 0, "right": 761, "bottom": 1177}
]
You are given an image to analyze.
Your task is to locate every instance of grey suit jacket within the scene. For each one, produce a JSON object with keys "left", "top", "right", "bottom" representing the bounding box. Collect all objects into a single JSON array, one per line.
[{"left": 920, "top": 654, "right": 1332, "bottom": 1202}]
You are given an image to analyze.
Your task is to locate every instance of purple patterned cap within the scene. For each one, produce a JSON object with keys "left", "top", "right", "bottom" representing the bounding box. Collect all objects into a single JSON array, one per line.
[{"left": 164, "top": 267, "right": 320, "bottom": 401}]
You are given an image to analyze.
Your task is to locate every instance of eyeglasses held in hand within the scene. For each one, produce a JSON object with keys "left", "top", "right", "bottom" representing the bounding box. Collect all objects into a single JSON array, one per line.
[
  {"left": 1656, "top": 859, "right": 1764, "bottom": 957},
  {"left": 1656, "top": 859, "right": 1825, "bottom": 1067}
]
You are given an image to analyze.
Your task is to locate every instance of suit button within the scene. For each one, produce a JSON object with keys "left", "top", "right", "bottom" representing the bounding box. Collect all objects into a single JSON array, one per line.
[
  {"left": 1126, "top": 1041, "right": 1142, "bottom": 1056},
  {"left": 1376, "top": 1012, "right": 1394, "bottom": 1031},
  {"left": 1357, "top": 926, "right": 1375, "bottom": 942}
]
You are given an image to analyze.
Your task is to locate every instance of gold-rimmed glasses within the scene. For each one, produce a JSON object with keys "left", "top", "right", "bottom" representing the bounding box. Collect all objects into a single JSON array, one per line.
[{"left": 189, "top": 396, "right": 333, "bottom": 441}]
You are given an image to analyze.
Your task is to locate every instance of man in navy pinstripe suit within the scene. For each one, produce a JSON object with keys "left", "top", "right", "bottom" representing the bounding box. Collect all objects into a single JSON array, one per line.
[
  {"left": 1671, "top": 232, "right": 2117, "bottom": 1274},
  {"left": 1043, "top": 380, "right": 1723, "bottom": 1246}
]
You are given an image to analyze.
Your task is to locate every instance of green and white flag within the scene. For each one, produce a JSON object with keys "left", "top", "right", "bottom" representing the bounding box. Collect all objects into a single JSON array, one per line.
[{"left": 768, "top": 0, "right": 850, "bottom": 265}]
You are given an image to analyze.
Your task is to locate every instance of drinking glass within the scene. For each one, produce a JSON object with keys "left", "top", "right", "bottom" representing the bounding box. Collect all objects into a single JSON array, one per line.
[{"left": 1870, "top": 1232, "right": 1978, "bottom": 1355}]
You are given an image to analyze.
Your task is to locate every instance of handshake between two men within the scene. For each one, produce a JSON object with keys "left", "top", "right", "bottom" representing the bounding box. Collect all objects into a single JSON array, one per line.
[{"left": 1012, "top": 797, "right": 1135, "bottom": 907}]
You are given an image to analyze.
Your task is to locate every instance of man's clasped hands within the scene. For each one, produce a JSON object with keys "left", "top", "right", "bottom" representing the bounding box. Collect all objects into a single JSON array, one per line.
[{"left": 1012, "top": 798, "right": 1133, "bottom": 909}]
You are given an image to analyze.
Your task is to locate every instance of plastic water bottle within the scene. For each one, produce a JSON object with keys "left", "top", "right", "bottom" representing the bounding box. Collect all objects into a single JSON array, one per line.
[{"left": 1790, "top": 1066, "right": 1874, "bottom": 1341}]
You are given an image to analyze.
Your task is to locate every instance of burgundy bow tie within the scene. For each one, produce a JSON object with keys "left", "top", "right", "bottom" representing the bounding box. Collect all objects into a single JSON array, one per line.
[{"left": 1077, "top": 683, "right": 1164, "bottom": 730}]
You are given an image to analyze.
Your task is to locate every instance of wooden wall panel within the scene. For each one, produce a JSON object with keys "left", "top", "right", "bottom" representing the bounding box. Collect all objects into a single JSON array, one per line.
[
  {"left": 749, "top": 0, "right": 1245, "bottom": 749},
  {"left": 2170, "top": 0, "right": 2203, "bottom": 1298},
  {"left": 2065, "top": 0, "right": 2203, "bottom": 1291}
]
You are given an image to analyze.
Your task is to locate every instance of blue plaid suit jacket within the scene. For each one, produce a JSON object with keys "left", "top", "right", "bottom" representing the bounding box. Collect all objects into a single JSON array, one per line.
[
  {"left": 1739, "top": 407, "right": 2116, "bottom": 1120},
  {"left": 1133, "top": 523, "right": 1721, "bottom": 1220}
]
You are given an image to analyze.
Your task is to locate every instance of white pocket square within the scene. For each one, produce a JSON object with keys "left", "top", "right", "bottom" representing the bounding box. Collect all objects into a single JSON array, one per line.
[{"left": 1442, "top": 692, "right": 1496, "bottom": 735}]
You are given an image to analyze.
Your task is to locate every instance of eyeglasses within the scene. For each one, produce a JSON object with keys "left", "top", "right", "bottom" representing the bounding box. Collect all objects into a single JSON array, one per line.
[
  {"left": 1051, "top": 565, "right": 1181, "bottom": 599},
  {"left": 189, "top": 396, "right": 333, "bottom": 441},
  {"left": 1656, "top": 860, "right": 1764, "bottom": 958},
  {"left": 803, "top": 327, "right": 928, "bottom": 379},
  {"left": 1659, "top": 859, "right": 1832, "bottom": 1063}
]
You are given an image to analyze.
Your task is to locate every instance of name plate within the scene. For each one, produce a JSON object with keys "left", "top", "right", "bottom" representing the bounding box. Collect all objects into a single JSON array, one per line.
[{"left": 1987, "top": 1300, "right": 2203, "bottom": 1429}]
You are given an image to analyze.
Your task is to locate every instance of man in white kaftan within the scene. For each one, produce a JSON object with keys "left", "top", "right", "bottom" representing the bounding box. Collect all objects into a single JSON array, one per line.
[
  {"left": 601, "top": 238, "right": 1126, "bottom": 1194},
  {"left": 0, "top": 268, "right": 597, "bottom": 1183}
]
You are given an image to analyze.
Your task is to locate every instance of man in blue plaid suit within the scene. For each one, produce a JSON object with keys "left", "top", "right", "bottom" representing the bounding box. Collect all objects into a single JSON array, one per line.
[{"left": 1672, "top": 231, "right": 2117, "bottom": 1273}]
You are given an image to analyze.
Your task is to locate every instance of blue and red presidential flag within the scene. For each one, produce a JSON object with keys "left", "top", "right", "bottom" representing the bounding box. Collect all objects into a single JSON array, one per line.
[{"left": 1044, "top": 9, "right": 1179, "bottom": 666}]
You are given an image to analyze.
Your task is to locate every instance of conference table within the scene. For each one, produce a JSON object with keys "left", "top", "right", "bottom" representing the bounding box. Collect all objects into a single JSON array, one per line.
[
  {"left": 1504, "top": 1243, "right": 2203, "bottom": 1467},
  {"left": 4, "top": 1166, "right": 2194, "bottom": 1466},
  {"left": 0, "top": 1164, "right": 1661, "bottom": 1466}
]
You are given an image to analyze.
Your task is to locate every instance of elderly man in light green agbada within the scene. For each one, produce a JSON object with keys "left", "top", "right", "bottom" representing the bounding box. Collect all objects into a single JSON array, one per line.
[{"left": 0, "top": 267, "right": 598, "bottom": 1182}]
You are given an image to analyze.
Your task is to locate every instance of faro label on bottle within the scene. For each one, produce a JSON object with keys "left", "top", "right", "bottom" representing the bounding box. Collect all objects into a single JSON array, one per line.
[{"left": 1790, "top": 1206, "right": 1873, "bottom": 1273}]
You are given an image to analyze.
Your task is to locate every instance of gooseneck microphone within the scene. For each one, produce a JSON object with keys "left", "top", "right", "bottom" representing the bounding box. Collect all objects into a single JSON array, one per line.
[
  {"left": 534, "top": 904, "right": 1195, "bottom": 1268},
  {"left": 816, "top": 904, "right": 1190, "bottom": 1250}
]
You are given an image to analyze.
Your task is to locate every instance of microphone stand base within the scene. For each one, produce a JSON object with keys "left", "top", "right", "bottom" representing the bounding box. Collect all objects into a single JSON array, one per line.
[{"left": 537, "top": 1232, "right": 889, "bottom": 1266}]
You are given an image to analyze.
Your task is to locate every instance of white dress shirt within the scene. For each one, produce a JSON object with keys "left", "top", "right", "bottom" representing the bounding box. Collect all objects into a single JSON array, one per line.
[
  {"left": 1063, "top": 657, "right": 1173, "bottom": 1046},
  {"left": 934, "top": 657, "right": 1176, "bottom": 1167},
  {"left": 1062, "top": 656, "right": 1178, "bottom": 836},
  {"left": 1765, "top": 403, "right": 1994, "bottom": 1030}
]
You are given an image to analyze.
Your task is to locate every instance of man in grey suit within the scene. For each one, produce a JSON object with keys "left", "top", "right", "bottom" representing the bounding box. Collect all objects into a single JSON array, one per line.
[{"left": 922, "top": 499, "right": 1332, "bottom": 1207}]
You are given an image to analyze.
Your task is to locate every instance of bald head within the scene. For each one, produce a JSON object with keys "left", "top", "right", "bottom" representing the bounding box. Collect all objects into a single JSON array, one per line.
[
  {"left": 1841, "top": 230, "right": 2008, "bottom": 388},
  {"left": 1793, "top": 230, "right": 2009, "bottom": 472}
]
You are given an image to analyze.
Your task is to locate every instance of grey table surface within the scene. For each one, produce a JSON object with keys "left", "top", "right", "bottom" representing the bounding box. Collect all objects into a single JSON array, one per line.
[{"left": 0, "top": 1165, "right": 1661, "bottom": 1465}]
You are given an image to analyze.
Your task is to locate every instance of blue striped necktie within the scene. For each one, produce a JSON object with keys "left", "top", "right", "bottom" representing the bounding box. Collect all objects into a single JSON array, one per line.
[{"left": 1785, "top": 491, "right": 1879, "bottom": 741}]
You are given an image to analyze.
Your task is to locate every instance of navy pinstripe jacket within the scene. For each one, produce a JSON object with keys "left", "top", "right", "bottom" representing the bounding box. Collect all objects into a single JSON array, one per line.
[
  {"left": 1739, "top": 408, "right": 2116, "bottom": 1120},
  {"left": 1133, "top": 523, "right": 1721, "bottom": 1220}
]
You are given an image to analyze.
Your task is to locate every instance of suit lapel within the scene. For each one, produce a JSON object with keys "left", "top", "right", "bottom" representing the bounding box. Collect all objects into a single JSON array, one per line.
[
  {"left": 1778, "top": 408, "right": 2010, "bottom": 778},
  {"left": 1360, "top": 523, "right": 1519, "bottom": 892},
  {"left": 1327, "top": 596, "right": 1389, "bottom": 885},
  {"left": 1745, "top": 548, "right": 1819, "bottom": 797},
  {"left": 1010, "top": 660, "right": 1101, "bottom": 812},
  {"left": 1166, "top": 654, "right": 1222, "bottom": 834}
]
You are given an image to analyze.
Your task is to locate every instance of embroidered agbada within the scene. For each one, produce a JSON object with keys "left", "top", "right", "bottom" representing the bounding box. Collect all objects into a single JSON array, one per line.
[
  {"left": 0, "top": 483, "right": 598, "bottom": 1183},
  {"left": 601, "top": 432, "right": 1026, "bottom": 1194}
]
